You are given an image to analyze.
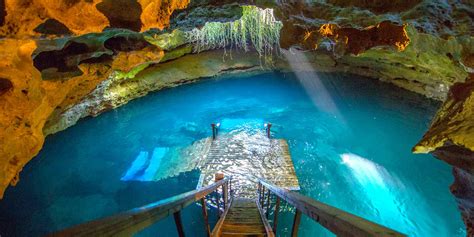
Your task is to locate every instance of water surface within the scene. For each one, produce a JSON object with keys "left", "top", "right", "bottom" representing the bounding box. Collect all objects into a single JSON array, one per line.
[{"left": 0, "top": 72, "right": 465, "bottom": 236}]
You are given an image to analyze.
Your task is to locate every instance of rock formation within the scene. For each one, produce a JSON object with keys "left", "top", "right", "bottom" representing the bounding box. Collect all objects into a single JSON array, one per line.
[
  {"left": 414, "top": 74, "right": 474, "bottom": 234},
  {"left": 0, "top": 0, "right": 473, "bottom": 233}
]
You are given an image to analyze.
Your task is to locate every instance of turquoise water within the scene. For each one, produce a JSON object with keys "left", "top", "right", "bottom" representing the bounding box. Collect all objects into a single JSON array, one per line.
[{"left": 0, "top": 72, "right": 465, "bottom": 236}]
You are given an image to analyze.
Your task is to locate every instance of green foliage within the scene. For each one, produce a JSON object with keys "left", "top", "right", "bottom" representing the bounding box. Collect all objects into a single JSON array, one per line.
[{"left": 187, "top": 6, "right": 283, "bottom": 57}]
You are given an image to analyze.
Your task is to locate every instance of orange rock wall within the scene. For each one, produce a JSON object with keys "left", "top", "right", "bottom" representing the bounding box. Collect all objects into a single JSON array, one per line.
[
  {"left": 0, "top": 0, "right": 188, "bottom": 198},
  {"left": 0, "top": 0, "right": 190, "bottom": 37},
  {"left": 0, "top": 39, "right": 118, "bottom": 198},
  {"left": 315, "top": 21, "right": 410, "bottom": 55}
]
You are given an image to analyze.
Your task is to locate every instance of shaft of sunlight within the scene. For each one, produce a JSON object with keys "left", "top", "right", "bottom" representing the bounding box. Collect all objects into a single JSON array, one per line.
[{"left": 282, "top": 48, "right": 345, "bottom": 123}]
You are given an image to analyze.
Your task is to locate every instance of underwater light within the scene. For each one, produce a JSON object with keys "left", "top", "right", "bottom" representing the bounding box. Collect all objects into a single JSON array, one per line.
[
  {"left": 121, "top": 148, "right": 169, "bottom": 182},
  {"left": 340, "top": 153, "right": 414, "bottom": 232}
]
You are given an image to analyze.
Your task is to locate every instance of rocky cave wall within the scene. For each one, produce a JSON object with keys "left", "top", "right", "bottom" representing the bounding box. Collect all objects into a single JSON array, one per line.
[{"left": 0, "top": 0, "right": 473, "bottom": 233}]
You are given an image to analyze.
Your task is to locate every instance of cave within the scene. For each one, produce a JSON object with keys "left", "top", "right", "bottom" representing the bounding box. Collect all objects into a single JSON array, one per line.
[{"left": 0, "top": 1, "right": 473, "bottom": 237}]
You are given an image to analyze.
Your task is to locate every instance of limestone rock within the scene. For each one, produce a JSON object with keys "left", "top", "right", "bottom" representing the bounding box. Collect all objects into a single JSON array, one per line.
[
  {"left": 328, "top": 0, "right": 422, "bottom": 14},
  {"left": 33, "top": 18, "right": 72, "bottom": 35},
  {"left": 32, "top": 29, "right": 154, "bottom": 80},
  {"left": 43, "top": 49, "right": 264, "bottom": 135},
  {"left": 96, "top": 0, "right": 143, "bottom": 31},
  {"left": 272, "top": 0, "right": 472, "bottom": 100},
  {"left": 450, "top": 167, "right": 474, "bottom": 236},
  {"left": 0, "top": 78, "right": 13, "bottom": 96},
  {"left": 0, "top": 0, "right": 190, "bottom": 37},
  {"left": 413, "top": 74, "right": 474, "bottom": 234},
  {"left": 414, "top": 74, "right": 474, "bottom": 155},
  {"left": 144, "top": 29, "right": 188, "bottom": 51}
]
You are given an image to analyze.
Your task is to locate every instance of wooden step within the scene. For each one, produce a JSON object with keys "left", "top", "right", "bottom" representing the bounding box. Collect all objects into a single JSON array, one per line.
[
  {"left": 221, "top": 232, "right": 266, "bottom": 237},
  {"left": 221, "top": 224, "right": 266, "bottom": 233},
  {"left": 213, "top": 198, "right": 271, "bottom": 237}
]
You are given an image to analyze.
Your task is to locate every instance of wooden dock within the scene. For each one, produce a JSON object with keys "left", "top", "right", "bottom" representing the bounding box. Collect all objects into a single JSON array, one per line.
[{"left": 196, "top": 132, "right": 300, "bottom": 197}]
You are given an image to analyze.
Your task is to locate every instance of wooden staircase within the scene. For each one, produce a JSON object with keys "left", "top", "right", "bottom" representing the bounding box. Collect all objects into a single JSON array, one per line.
[
  {"left": 212, "top": 198, "right": 273, "bottom": 237},
  {"left": 51, "top": 124, "right": 406, "bottom": 237}
]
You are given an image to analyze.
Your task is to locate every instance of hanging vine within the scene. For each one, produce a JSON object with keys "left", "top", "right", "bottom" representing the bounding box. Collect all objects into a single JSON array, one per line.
[{"left": 186, "top": 6, "right": 283, "bottom": 58}]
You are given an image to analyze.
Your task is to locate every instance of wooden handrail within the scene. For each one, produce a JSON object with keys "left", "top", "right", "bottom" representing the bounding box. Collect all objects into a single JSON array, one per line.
[
  {"left": 258, "top": 179, "right": 406, "bottom": 237},
  {"left": 211, "top": 198, "right": 233, "bottom": 236},
  {"left": 50, "top": 178, "right": 230, "bottom": 237}
]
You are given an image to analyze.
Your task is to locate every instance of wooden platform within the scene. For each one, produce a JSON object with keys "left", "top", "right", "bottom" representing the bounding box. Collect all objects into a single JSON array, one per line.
[{"left": 196, "top": 132, "right": 300, "bottom": 197}]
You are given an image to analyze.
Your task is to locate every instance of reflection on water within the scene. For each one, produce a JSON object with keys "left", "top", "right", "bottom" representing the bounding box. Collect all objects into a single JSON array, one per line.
[{"left": 0, "top": 72, "right": 465, "bottom": 236}]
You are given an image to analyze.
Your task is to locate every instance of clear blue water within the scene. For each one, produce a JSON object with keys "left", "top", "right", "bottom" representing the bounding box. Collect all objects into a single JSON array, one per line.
[{"left": 0, "top": 72, "right": 466, "bottom": 236}]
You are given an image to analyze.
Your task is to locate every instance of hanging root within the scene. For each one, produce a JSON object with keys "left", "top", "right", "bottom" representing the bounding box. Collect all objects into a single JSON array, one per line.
[{"left": 186, "top": 6, "right": 283, "bottom": 60}]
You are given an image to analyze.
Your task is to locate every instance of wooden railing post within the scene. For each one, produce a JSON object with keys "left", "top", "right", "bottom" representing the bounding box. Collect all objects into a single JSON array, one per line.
[
  {"left": 211, "top": 124, "right": 216, "bottom": 140},
  {"left": 273, "top": 196, "right": 281, "bottom": 233},
  {"left": 215, "top": 189, "right": 220, "bottom": 218},
  {"left": 215, "top": 172, "right": 224, "bottom": 217},
  {"left": 258, "top": 182, "right": 262, "bottom": 203},
  {"left": 223, "top": 181, "right": 229, "bottom": 211},
  {"left": 291, "top": 209, "right": 302, "bottom": 237},
  {"left": 266, "top": 189, "right": 271, "bottom": 218},
  {"left": 200, "top": 198, "right": 211, "bottom": 237},
  {"left": 174, "top": 211, "right": 185, "bottom": 237}
]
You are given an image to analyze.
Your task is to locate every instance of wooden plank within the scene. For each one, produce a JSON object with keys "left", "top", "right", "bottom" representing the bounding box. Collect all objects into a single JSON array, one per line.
[
  {"left": 50, "top": 178, "right": 230, "bottom": 237},
  {"left": 259, "top": 179, "right": 406, "bottom": 237}
]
